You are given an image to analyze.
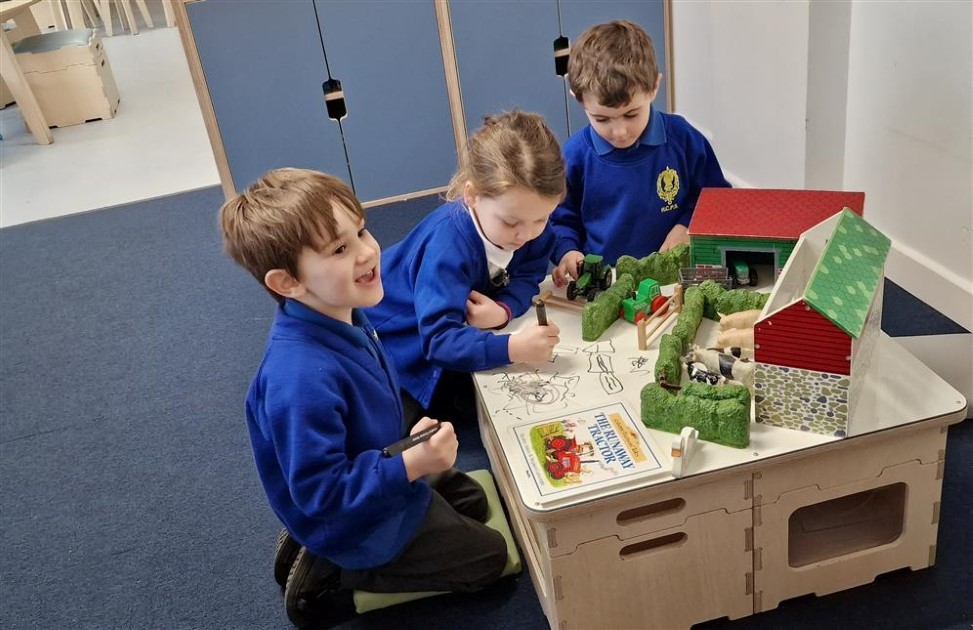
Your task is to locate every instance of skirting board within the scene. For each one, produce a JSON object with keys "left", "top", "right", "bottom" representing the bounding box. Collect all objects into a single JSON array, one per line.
[
  {"left": 885, "top": 241, "right": 972, "bottom": 333},
  {"left": 894, "top": 334, "right": 972, "bottom": 420}
]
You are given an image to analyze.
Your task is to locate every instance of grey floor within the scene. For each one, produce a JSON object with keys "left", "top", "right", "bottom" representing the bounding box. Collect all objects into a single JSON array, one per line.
[{"left": 0, "top": 6, "right": 219, "bottom": 228}]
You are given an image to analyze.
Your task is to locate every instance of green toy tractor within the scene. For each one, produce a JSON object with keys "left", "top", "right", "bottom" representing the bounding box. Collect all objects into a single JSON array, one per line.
[
  {"left": 619, "top": 278, "right": 662, "bottom": 323},
  {"left": 728, "top": 258, "right": 758, "bottom": 287},
  {"left": 566, "top": 254, "right": 613, "bottom": 301}
]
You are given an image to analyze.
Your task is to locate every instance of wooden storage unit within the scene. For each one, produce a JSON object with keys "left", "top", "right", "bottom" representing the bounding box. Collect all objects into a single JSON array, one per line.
[
  {"left": 13, "top": 28, "right": 119, "bottom": 128},
  {"left": 752, "top": 425, "right": 947, "bottom": 612},
  {"left": 556, "top": 509, "right": 752, "bottom": 629},
  {"left": 481, "top": 411, "right": 752, "bottom": 630},
  {"left": 486, "top": 418, "right": 957, "bottom": 629}
]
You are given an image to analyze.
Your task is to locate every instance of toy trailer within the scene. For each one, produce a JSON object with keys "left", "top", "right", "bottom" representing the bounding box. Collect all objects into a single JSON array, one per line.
[
  {"left": 678, "top": 266, "right": 733, "bottom": 289},
  {"left": 567, "top": 254, "right": 613, "bottom": 301}
]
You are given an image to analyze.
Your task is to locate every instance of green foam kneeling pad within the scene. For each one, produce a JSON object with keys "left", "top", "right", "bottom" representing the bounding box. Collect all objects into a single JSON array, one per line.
[{"left": 353, "top": 469, "right": 522, "bottom": 614}]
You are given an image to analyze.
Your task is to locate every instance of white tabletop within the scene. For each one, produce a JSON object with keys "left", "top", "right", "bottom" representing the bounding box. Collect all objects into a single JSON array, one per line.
[{"left": 473, "top": 278, "right": 968, "bottom": 512}]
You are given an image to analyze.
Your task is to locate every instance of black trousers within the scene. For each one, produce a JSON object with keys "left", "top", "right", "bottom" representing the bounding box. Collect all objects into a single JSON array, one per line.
[
  {"left": 401, "top": 369, "right": 477, "bottom": 429},
  {"left": 340, "top": 469, "right": 507, "bottom": 593}
]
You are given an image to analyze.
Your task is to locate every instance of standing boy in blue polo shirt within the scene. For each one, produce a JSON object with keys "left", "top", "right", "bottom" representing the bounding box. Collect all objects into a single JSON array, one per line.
[{"left": 551, "top": 20, "right": 731, "bottom": 286}]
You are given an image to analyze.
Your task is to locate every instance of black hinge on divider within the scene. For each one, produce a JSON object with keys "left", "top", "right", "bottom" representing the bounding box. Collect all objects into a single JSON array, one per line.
[
  {"left": 553, "top": 35, "right": 569, "bottom": 77},
  {"left": 322, "top": 78, "right": 347, "bottom": 121},
  {"left": 312, "top": 1, "right": 355, "bottom": 193}
]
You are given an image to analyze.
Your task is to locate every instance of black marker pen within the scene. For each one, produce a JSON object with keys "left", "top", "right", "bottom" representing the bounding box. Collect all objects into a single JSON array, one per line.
[
  {"left": 533, "top": 298, "right": 548, "bottom": 326},
  {"left": 381, "top": 421, "right": 443, "bottom": 458}
]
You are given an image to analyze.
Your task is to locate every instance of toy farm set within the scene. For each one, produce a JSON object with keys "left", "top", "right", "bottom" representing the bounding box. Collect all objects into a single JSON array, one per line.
[
  {"left": 544, "top": 187, "right": 891, "bottom": 450},
  {"left": 486, "top": 188, "right": 970, "bottom": 630}
]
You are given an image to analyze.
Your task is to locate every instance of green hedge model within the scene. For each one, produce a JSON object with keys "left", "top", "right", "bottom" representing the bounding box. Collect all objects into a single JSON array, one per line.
[
  {"left": 615, "top": 243, "right": 689, "bottom": 286},
  {"left": 641, "top": 382, "right": 751, "bottom": 448},
  {"left": 581, "top": 273, "right": 635, "bottom": 341},
  {"left": 641, "top": 280, "right": 769, "bottom": 448}
]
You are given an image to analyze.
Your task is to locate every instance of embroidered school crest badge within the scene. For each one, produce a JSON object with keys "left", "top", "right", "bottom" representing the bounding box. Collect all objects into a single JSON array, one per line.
[{"left": 656, "top": 167, "right": 680, "bottom": 213}]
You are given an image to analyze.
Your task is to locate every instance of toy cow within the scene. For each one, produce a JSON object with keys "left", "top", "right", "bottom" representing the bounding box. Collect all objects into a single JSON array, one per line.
[
  {"left": 716, "top": 327, "right": 754, "bottom": 349},
  {"left": 717, "top": 346, "right": 755, "bottom": 360},
  {"left": 718, "top": 309, "right": 763, "bottom": 331},
  {"left": 686, "top": 345, "right": 755, "bottom": 388},
  {"left": 685, "top": 362, "right": 726, "bottom": 386}
]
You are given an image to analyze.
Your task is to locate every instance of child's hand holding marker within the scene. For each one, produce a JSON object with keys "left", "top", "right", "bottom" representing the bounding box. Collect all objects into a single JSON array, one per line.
[
  {"left": 505, "top": 296, "right": 559, "bottom": 364},
  {"left": 398, "top": 417, "right": 457, "bottom": 481}
]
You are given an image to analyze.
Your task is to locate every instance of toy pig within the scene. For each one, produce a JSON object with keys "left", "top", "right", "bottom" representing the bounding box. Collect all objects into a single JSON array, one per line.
[
  {"left": 716, "top": 327, "right": 754, "bottom": 349},
  {"left": 718, "top": 309, "right": 763, "bottom": 331}
]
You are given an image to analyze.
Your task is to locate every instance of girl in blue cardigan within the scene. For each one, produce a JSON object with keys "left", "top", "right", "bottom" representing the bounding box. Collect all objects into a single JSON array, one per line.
[{"left": 367, "top": 110, "right": 564, "bottom": 424}]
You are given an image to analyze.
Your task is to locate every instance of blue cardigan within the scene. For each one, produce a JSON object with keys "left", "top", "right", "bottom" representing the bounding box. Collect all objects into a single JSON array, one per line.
[
  {"left": 551, "top": 110, "right": 730, "bottom": 265},
  {"left": 367, "top": 201, "right": 554, "bottom": 408},
  {"left": 245, "top": 300, "right": 430, "bottom": 569}
]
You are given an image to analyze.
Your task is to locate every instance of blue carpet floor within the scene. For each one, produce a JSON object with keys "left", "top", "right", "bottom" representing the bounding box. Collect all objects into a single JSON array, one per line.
[{"left": 1, "top": 186, "right": 969, "bottom": 629}]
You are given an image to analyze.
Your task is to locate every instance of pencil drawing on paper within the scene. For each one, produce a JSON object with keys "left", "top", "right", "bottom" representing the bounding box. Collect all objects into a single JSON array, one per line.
[
  {"left": 548, "top": 344, "right": 579, "bottom": 363},
  {"left": 628, "top": 355, "right": 652, "bottom": 374},
  {"left": 582, "top": 340, "right": 616, "bottom": 355},
  {"left": 485, "top": 371, "right": 581, "bottom": 420},
  {"left": 584, "top": 342, "right": 623, "bottom": 394}
]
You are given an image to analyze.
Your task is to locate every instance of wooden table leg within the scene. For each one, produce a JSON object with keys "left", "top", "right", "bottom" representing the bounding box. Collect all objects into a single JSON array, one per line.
[
  {"left": 0, "top": 31, "right": 53, "bottom": 144},
  {"left": 13, "top": 5, "right": 42, "bottom": 36},
  {"left": 161, "top": 0, "right": 175, "bottom": 27},
  {"left": 65, "top": 0, "right": 86, "bottom": 28}
]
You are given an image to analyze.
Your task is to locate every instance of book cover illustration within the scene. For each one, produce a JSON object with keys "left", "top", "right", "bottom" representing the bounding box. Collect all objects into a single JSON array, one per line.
[{"left": 512, "top": 402, "right": 663, "bottom": 498}]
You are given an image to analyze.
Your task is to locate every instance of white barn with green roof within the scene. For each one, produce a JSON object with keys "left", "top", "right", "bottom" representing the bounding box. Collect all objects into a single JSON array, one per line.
[{"left": 751, "top": 209, "right": 892, "bottom": 436}]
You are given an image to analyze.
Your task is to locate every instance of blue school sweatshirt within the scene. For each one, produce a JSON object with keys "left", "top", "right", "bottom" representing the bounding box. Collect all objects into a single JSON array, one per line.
[
  {"left": 245, "top": 300, "right": 430, "bottom": 569},
  {"left": 550, "top": 108, "right": 730, "bottom": 266},
  {"left": 367, "top": 201, "right": 554, "bottom": 409}
]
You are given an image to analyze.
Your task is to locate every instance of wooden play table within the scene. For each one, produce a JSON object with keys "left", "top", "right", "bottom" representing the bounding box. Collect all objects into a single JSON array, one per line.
[{"left": 473, "top": 279, "right": 967, "bottom": 629}]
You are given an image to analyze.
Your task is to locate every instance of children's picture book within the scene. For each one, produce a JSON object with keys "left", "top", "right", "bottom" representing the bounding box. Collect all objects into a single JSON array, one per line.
[{"left": 506, "top": 401, "right": 666, "bottom": 509}]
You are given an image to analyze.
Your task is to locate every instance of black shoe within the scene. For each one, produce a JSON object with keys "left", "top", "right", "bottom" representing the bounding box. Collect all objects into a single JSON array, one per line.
[
  {"left": 274, "top": 528, "right": 301, "bottom": 589},
  {"left": 284, "top": 547, "right": 354, "bottom": 628}
]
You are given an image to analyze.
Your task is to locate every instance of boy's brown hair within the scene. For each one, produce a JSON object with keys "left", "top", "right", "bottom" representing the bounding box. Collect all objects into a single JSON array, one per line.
[
  {"left": 445, "top": 109, "right": 565, "bottom": 202},
  {"left": 568, "top": 20, "right": 660, "bottom": 108},
  {"left": 219, "top": 168, "right": 364, "bottom": 302}
]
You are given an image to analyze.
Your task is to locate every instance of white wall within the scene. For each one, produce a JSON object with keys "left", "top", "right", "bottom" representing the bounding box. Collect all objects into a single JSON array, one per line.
[
  {"left": 671, "top": 0, "right": 810, "bottom": 189},
  {"left": 842, "top": 1, "right": 972, "bottom": 333},
  {"left": 671, "top": 0, "right": 972, "bottom": 408}
]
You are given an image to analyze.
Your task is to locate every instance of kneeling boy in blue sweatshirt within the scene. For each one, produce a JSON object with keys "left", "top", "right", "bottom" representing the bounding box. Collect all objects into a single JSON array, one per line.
[{"left": 219, "top": 168, "right": 507, "bottom": 628}]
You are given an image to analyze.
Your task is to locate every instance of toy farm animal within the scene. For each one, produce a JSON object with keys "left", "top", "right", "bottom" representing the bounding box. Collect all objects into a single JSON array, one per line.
[
  {"left": 685, "top": 362, "right": 726, "bottom": 386},
  {"left": 686, "top": 345, "right": 755, "bottom": 388},
  {"left": 716, "top": 327, "right": 754, "bottom": 349},
  {"left": 718, "top": 309, "right": 763, "bottom": 331}
]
